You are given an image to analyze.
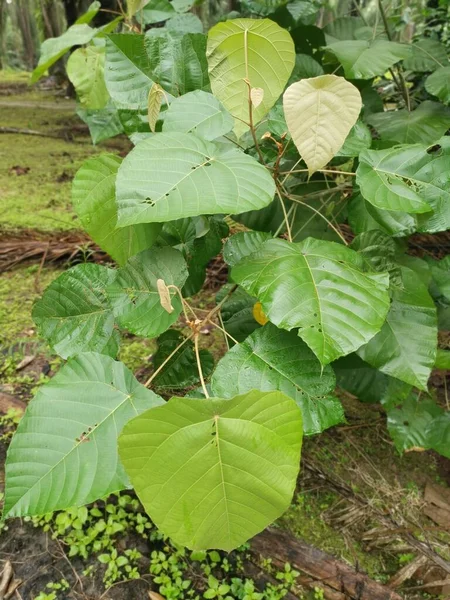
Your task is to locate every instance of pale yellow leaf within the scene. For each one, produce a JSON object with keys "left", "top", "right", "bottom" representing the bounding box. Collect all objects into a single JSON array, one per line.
[
  {"left": 148, "top": 83, "right": 164, "bottom": 133},
  {"left": 283, "top": 75, "right": 362, "bottom": 175},
  {"left": 128, "top": 0, "right": 148, "bottom": 18},
  {"left": 250, "top": 87, "right": 264, "bottom": 108},
  {"left": 157, "top": 278, "right": 174, "bottom": 314},
  {"left": 149, "top": 593, "right": 165, "bottom": 600}
]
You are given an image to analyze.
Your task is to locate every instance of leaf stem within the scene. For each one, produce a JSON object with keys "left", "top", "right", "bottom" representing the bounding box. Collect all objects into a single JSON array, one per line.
[
  {"left": 276, "top": 186, "right": 293, "bottom": 242},
  {"left": 144, "top": 333, "right": 194, "bottom": 387},
  {"left": 286, "top": 193, "right": 348, "bottom": 245},
  {"left": 280, "top": 168, "right": 356, "bottom": 177},
  {"left": 194, "top": 334, "right": 209, "bottom": 398}
]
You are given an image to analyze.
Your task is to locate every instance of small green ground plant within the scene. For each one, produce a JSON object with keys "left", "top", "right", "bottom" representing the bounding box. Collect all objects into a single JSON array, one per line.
[{"left": 3, "top": 0, "right": 450, "bottom": 554}]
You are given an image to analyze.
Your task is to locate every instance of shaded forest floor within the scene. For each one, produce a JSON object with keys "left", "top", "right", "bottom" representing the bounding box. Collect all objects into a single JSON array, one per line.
[{"left": 1, "top": 71, "right": 450, "bottom": 600}]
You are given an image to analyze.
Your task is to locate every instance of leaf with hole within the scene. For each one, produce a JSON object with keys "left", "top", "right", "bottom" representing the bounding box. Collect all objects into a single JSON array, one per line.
[
  {"left": 3, "top": 353, "right": 163, "bottom": 519},
  {"left": 118, "top": 389, "right": 302, "bottom": 550},
  {"left": 115, "top": 132, "right": 275, "bottom": 226},
  {"left": 211, "top": 324, "right": 343, "bottom": 435},
  {"left": 232, "top": 237, "right": 390, "bottom": 365},
  {"left": 207, "top": 18, "right": 295, "bottom": 138},
  {"left": 72, "top": 155, "right": 161, "bottom": 266},
  {"left": 283, "top": 74, "right": 361, "bottom": 174}
]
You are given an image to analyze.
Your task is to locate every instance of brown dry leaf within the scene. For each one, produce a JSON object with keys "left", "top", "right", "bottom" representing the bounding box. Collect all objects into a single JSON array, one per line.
[
  {"left": 148, "top": 592, "right": 165, "bottom": 600},
  {"left": 157, "top": 278, "right": 174, "bottom": 314},
  {"left": 424, "top": 483, "right": 450, "bottom": 527},
  {"left": 250, "top": 87, "right": 264, "bottom": 108},
  {"left": 148, "top": 83, "right": 165, "bottom": 133}
]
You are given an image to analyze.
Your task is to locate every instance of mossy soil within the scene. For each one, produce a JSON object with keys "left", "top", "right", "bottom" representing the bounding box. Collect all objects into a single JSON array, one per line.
[{"left": 0, "top": 72, "right": 449, "bottom": 600}]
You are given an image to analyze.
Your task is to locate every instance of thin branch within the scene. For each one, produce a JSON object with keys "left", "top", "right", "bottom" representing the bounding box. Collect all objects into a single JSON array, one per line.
[
  {"left": 276, "top": 186, "right": 293, "bottom": 242},
  {"left": 207, "top": 318, "right": 239, "bottom": 346},
  {"left": 194, "top": 334, "right": 209, "bottom": 398},
  {"left": 286, "top": 193, "right": 348, "bottom": 245},
  {"left": 145, "top": 333, "right": 194, "bottom": 387},
  {"left": 279, "top": 168, "right": 356, "bottom": 177}
]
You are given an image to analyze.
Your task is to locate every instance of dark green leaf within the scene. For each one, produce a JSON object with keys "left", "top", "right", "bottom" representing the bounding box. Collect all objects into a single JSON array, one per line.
[
  {"left": 387, "top": 394, "right": 443, "bottom": 453},
  {"left": 76, "top": 101, "right": 124, "bottom": 144},
  {"left": 351, "top": 230, "right": 402, "bottom": 287},
  {"left": 425, "top": 66, "right": 450, "bottom": 104},
  {"left": 403, "top": 39, "right": 448, "bottom": 72},
  {"left": 216, "top": 284, "right": 261, "bottom": 344},
  {"left": 428, "top": 413, "right": 450, "bottom": 458},
  {"left": 223, "top": 231, "right": 271, "bottom": 268},
  {"left": 348, "top": 194, "right": 418, "bottom": 238}
]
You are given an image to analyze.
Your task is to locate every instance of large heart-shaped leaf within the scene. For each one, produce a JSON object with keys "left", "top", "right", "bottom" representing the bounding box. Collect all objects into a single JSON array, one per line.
[
  {"left": 207, "top": 18, "right": 295, "bottom": 138},
  {"left": 367, "top": 101, "right": 450, "bottom": 145},
  {"left": 211, "top": 324, "right": 343, "bottom": 435},
  {"left": 425, "top": 67, "right": 450, "bottom": 104},
  {"left": 107, "top": 247, "right": 188, "bottom": 338},
  {"left": 73, "top": 155, "right": 161, "bottom": 266},
  {"left": 118, "top": 390, "right": 302, "bottom": 550},
  {"left": 115, "top": 132, "right": 275, "bottom": 226},
  {"left": 162, "top": 90, "right": 233, "bottom": 140},
  {"left": 283, "top": 75, "right": 361, "bottom": 174},
  {"left": 326, "top": 40, "right": 411, "bottom": 79},
  {"left": 3, "top": 353, "right": 163, "bottom": 519},
  {"left": 232, "top": 238, "right": 390, "bottom": 365},
  {"left": 358, "top": 267, "right": 437, "bottom": 390},
  {"left": 67, "top": 46, "right": 109, "bottom": 110},
  {"left": 403, "top": 39, "right": 448, "bottom": 72},
  {"left": 32, "top": 264, "right": 118, "bottom": 359},
  {"left": 31, "top": 24, "right": 98, "bottom": 83},
  {"left": 357, "top": 141, "right": 450, "bottom": 232}
]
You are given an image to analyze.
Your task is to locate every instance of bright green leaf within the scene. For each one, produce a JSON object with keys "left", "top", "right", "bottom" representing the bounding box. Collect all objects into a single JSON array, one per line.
[
  {"left": 425, "top": 66, "right": 450, "bottom": 104},
  {"left": 118, "top": 390, "right": 302, "bottom": 550},
  {"left": 435, "top": 349, "right": 450, "bottom": 370},
  {"left": 67, "top": 46, "right": 108, "bottom": 110},
  {"left": 115, "top": 132, "right": 275, "bottom": 226},
  {"left": 3, "top": 353, "right": 163, "bottom": 518},
  {"left": 75, "top": 0, "right": 101, "bottom": 24},
  {"left": 232, "top": 237, "right": 390, "bottom": 365},
  {"left": 223, "top": 231, "right": 271, "bottom": 267},
  {"left": 211, "top": 324, "right": 343, "bottom": 435},
  {"left": 72, "top": 155, "right": 161, "bottom": 266},
  {"left": 207, "top": 18, "right": 295, "bottom": 138},
  {"left": 32, "top": 264, "right": 118, "bottom": 359},
  {"left": 283, "top": 75, "right": 361, "bottom": 174}
]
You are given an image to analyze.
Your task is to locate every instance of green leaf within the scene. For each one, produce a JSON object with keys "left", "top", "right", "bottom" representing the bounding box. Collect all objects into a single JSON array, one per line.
[
  {"left": 76, "top": 100, "right": 124, "bottom": 144},
  {"left": 211, "top": 324, "right": 343, "bottom": 435},
  {"left": 172, "top": 0, "right": 194, "bottom": 11},
  {"left": 403, "top": 39, "right": 448, "bottom": 72},
  {"left": 366, "top": 101, "right": 450, "bottom": 145},
  {"left": 165, "top": 13, "right": 203, "bottom": 34},
  {"left": 348, "top": 194, "right": 418, "bottom": 238},
  {"left": 67, "top": 47, "right": 109, "bottom": 110},
  {"left": 31, "top": 24, "right": 98, "bottom": 84},
  {"left": 425, "top": 67, "right": 450, "bottom": 104},
  {"left": 142, "top": 0, "right": 175, "bottom": 23},
  {"left": 223, "top": 231, "right": 271, "bottom": 267},
  {"left": 75, "top": 0, "right": 101, "bottom": 24},
  {"left": 162, "top": 90, "right": 233, "bottom": 140},
  {"left": 351, "top": 230, "right": 402, "bottom": 287},
  {"left": 232, "top": 237, "right": 390, "bottom": 365},
  {"left": 32, "top": 264, "right": 118, "bottom": 359},
  {"left": 145, "top": 30, "right": 210, "bottom": 96},
  {"left": 428, "top": 255, "right": 450, "bottom": 302},
  {"left": 435, "top": 349, "right": 450, "bottom": 370},
  {"left": 323, "top": 16, "right": 374, "bottom": 44},
  {"left": 289, "top": 53, "right": 324, "bottom": 81},
  {"left": 387, "top": 394, "right": 443, "bottom": 453},
  {"left": 152, "top": 330, "right": 214, "bottom": 389},
  {"left": 216, "top": 284, "right": 261, "bottom": 344},
  {"left": 107, "top": 247, "right": 188, "bottom": 338},
  {"left": 156, "top": 216, "right": 227, "bottom": 296},
  {"left": 336, "top": 120, "right": 371, "bottom": 157},
  {"left": 283, "top": 75, "right": 361, "bottom": 174},
  {"left": 72, "top": 155, "right": 161, "bottom": 266},
  {"left": 207, "top": 18, "right": 295, "bottom": 138},
  {"left": 115, "top": 132, "right": 275, "bottom": 226},
  {"left": 286, "top": 1, "right": 319, "bottom": 24},
  {"left": 357, "top": 267, "right": 437, "bottom": 390},
  {"left": 105, "top": 34, "right": 154, "bottom": 109},
  {"left": 3, "top": 353, "right": 163, "bottom": 519},
  {"left": 325, "top": 40, "right": 411, "bottom": 79},
  {"left": 357, "top": 141, "right": 450, "bottom": 233},
  {"left": 334, "top": 353, "right": 411, "bottom": 405},
  {"left": 118, "top": 389, "right": 302, "bottom": 550},
  {"left": 428, "top": 413, "right": 450, "bottom": 458}
]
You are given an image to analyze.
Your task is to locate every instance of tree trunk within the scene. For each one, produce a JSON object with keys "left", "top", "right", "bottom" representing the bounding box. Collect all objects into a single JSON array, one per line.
[
  {"left": 0, "top": 0, "right": 5, "bottom": 70},
  {"left": 15, "top": 0, "right": 37, "bottom": 70}
]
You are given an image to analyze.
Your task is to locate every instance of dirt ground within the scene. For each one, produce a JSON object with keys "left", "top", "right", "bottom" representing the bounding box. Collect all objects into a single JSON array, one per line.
[{"left": 1, "top": 71, "right": 450, "bottom": 600}]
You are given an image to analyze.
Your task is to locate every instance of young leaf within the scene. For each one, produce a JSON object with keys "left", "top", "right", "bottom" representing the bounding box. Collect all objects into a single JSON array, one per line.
[
  {"left": 211, "top": 324, "right": 343, "bottom": 435},
  {"left": 107, "top": 247, "right": 188, "bottom": 339},
  {"left": 152, "top": 330, "right": 214, "bottom": 389},
  {"left": 162, "top": 90, "right": 233, "bottom": 140},
  {"left": 357, "top": 141, "right": 450, "bottom": 232},
  {"left": 325, "top": 40, "right": 411, "bottom": 79},
  {"left": 357, "top": 267, "right": 437, "bottom": 390},
  {"left": 3, "top": 353, "right": 163, "bottom": 519},
  {"left": 283, "top": 75, "right": 361, "bottom": 174},
  {"left": 425, "top": 67, "right": 450, "bottom": 105},
  {"left": 148, "top": 83, "right": 165, "bottom": 132},
  {"left": 32, "top": 264, "right": 118, "bottom": 359},
  {"left": 207, "top": 18, "right": 295, "bottom": 138},
  {"left": 367, "top": 101, "right": 450, "bottom": 145},
  {"left": 250, "top": 87, "right": 264, "bottom": 108},
  {"left": 232, "top": 238, "right": 390, "bottom": 365},
  {"left": 67, "top": 46, "right": 109, "bottom": 110},
  {"left": 115, "top": 133, "right": 275, "bottom": 226},
  {"left": 118, "top": 390, "right": 302, "bottom": 550},
  {"left": 72, "top": 154, "right": 161, "bottom": 265}
]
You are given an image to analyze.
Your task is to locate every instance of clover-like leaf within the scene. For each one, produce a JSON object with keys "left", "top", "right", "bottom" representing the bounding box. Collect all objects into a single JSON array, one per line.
[
  {"left": 3, "top": 353, "right": 163, "bottom": 519},
  {"left": 118, "top": 390, "right": 302, "bottom": 550}
]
